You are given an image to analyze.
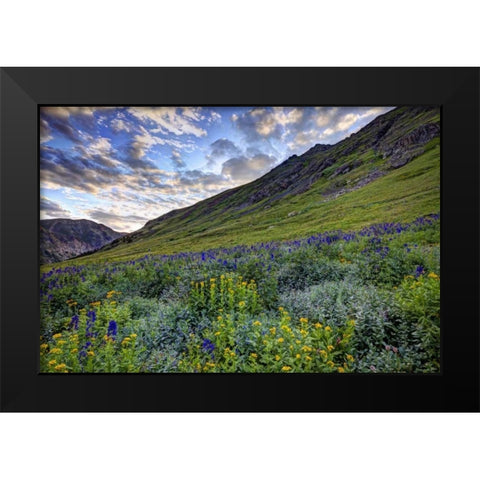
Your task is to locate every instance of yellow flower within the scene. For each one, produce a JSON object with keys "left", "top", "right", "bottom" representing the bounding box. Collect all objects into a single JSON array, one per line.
[
  {"left": 48, "top": 359, "right": 57, "bottom": 366},
  {"left": 238, "top": 301, "right": 246, "bottom": 307},
  {"left": 71, "top": 348, "right": 78, "bottom": 354},
  {"left": 324, "top": 326, "right": 332, "bottom": 332},
  {"left": 319, "top": 350, "right": 327, "bottom": 357},
  {"left": 327, "top": 361, "right": 335, "bottom": 368},
  {"left": 327, "top": 345, "right": 334, "bottom": 352},
  {"left": 40, "top": 343, "right": 48, "bottom": 351},
  {"left": 314, "top": 322, "right": 323, "bottom": 329},
  {"left": 130, "top": 334, "right": 137, "bottom": 339},
  {"left": 337, "top": 367, "right": 345, "bottom": 373},
  {"left": 57, "top": 340, "right": 66, "bottom": 346},
  {"left": 50, "top": 348, "right": 62, "bottom": 354},
  {"left": 278, "top": 306, "right": 284, "bottom": 312},
  {"left": 250, "top": 353, "right": 258, "bottom": 359},
  {"left": 302, "top": 345, "right": 313, "bottom": 352},
  {"left": 55, "top": 363, "right": 67, "bottom": 371},
  {"left": 253, "top": 321, "right": 261, "bottom": 327},
  {"left": 87, "top": 351, "right": 95, "bottom": 357},
  {"left": 348, "top": 320, "right": 356, "bottom": 327},
  {"left": 110, "top": 301, "right": 116, "bottom": 305},
  {"left": 295, "top": 354, "right": 301, "bottom": 359},
  {"left": 346, "top": 354, "right": 354, "bottom": 362},
  {"left": 269, "top": 327, "right": 276, "bottom": 335},
  {"left": 275, "top": 355, "right": 280, "bottom": 361},
  {"left": 281, "top": 366, "right": 292, "bottom": 372},
  {"left": 277, "top": 338, "right": 284, "bottom": 343},
  {"left": 300, "top": 329, "right": 307, "bottom": 336},
  {"left": 428, "top": 272, "right": 439, "bottom": 279},
  {"left": 52, "top": 333, "right": 62, "bottom": 339},
  {"left": 299, "top": 317, "right": 308, "bottom": 324},
  {"left": 210, "top": 278, "right": 216, "bottom": 282},
  {"left": 90, "top": 301, "right": 101, "bottom": 307},
  {"left": 217, "top": 316, "right": 223, "bottom": 321},
  {"left": 306, "top": 356, "right": 312, "bottom": 361},
  {"left": 214, "top": 331, "right": 221, "bottom": 336}
]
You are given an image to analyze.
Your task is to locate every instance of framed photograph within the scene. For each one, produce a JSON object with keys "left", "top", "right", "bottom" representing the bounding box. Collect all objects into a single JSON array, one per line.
[{"left": 1, "top": 67, "right": 478, "bottom": 411}]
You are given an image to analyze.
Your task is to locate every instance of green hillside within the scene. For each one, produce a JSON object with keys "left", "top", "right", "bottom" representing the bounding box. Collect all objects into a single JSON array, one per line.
[{"left": 54, "top": 106, "right": 440, "bottom": 265}]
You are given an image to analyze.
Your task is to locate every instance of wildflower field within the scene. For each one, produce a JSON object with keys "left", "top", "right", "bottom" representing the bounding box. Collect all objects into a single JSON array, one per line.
[{"left": 40, "top": 214, "right": 440, "bottom": 374}]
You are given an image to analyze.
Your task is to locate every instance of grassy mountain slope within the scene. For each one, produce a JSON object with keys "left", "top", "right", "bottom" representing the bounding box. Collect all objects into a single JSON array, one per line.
[{"left": 60, "top": 106, "right": 440, "bottom": 265}]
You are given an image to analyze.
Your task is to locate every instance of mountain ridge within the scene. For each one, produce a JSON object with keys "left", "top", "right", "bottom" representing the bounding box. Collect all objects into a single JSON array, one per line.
[{"left": 40, "top": 218, "right": 126, "bottom": 264}]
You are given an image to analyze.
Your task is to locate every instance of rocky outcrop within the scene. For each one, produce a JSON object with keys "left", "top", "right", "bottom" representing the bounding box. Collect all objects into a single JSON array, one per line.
[{"left": 380, "top": 123, "right": 440, "bottom": 168}]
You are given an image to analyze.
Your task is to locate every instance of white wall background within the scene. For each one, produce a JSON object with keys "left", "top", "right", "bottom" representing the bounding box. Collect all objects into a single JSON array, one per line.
[{"left": 1, "top": 2, "right": 478, "bottom": 479}]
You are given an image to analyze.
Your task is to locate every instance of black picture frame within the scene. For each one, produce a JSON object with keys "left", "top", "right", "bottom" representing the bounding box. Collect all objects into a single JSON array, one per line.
[{"left": 1, "top": 67, "right": 478, "bottom": 412}]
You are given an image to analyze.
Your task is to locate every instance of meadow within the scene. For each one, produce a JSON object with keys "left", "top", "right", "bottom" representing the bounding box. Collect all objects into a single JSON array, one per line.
[{"left": 40, "top": 214, "right": 440, "bottom": 374}]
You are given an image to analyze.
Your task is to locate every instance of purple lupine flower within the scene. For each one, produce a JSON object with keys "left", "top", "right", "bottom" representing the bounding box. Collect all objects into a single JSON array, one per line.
[
  {"left": 107, "top": 320, "right": 117, "bottom": 338},
  {"left": 86, "top": 310, "right": 96, "bottom": 337},
  {"left": 415, "top": 265, "right": 425, "bottom": 278},
  {"left": 201, "top": 338, "right": 215, "bottom": 355},
  {"left": 70, "top": 314, "right": 79, "bottom": 330}
]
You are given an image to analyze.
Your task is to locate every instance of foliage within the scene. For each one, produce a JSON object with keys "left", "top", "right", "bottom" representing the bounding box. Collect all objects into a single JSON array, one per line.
[{"left": 40, "top": 215, "right": 441, "bottom": 373}]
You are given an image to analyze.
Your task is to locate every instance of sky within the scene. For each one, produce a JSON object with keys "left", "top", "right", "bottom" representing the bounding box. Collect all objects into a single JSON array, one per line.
[{"left": 40, "top": 106, "right": 394, "bottom": 232}]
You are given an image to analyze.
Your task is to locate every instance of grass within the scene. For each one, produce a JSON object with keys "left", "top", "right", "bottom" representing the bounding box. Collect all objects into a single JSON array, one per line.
[{"left": 39, "top": 215, "right": 441, "bottom": 373}]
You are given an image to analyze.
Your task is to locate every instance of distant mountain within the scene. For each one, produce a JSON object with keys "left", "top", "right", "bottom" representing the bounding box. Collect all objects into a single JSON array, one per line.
[
  {"left": 63, "top": 105, "right": 441, "bottom": 264},
  {"left": 40, "top": 218, "right": 126, "bottom": 264}
]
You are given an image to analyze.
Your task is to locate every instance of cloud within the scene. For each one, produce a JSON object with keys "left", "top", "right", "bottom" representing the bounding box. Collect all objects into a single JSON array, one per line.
[
  {"left": 208, "top": 111, "right": 222, "bottom": 123},
  {"left": 170, "top": 150, "right": 186, "bottom": 169},
  {"left": 40, "top": 144, "right": 125, "bottom": 193},
  {"left": 287, "top": 129, "right": 323, "bottom": 149},
  {"left": 206, "top": 138, "right": 241, "bottom": 167},
  {"left": 40, "top": 118, "right": 53, "bottom": 144},
  {"left": 44, "top": 115, "right": 83, "bottom": 144},
  {"left": 128, "top": 107, "right": 207, "bottom": 137},
  {"left": 40, "top": 106, "right": 118, "bottom": 143},
  {"left": 40, "top": 196, "right": 71, "bottom": 219},
  {"left": 232, "top": 107, "right": 305, "bottom": 142},
  {"left": 86, "top": 208, "right": 149, "bottom": 232},
  {"left": 110, "top": 117, "right": 133, "bottom": 133},
  {"left": 283, "top": 106, "right": 395, "bottom": 151},
  {"left": 221, "top": 153, "right": 277, "bottom": 183},
  {"left": 41, "top": 106, "right": 97, "bottom": 119}
]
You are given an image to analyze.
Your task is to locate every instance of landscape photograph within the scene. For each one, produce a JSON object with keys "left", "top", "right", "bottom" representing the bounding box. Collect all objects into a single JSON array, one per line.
[{"left": 39, "top": 105, "right": 440, "bottom": 374}]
